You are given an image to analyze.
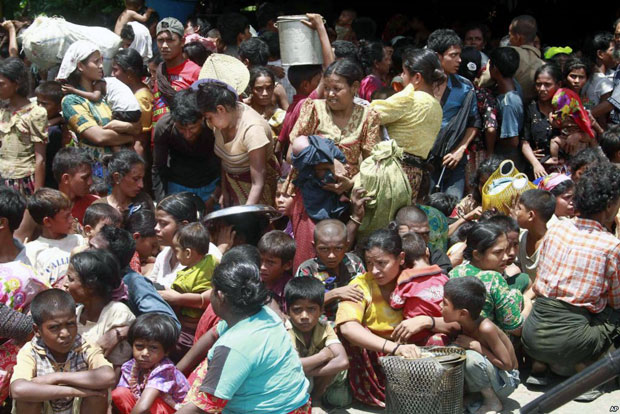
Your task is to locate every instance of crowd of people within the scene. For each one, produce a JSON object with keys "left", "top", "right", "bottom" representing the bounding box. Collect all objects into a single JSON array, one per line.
[{"left": 1, "top": 3, "right": 620, "bottom": 414}]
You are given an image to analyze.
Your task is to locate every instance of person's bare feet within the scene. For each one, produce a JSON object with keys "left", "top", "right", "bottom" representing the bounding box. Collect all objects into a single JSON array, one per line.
[{"left": 477, "top": 387, "right": 503, "bottom": 414}]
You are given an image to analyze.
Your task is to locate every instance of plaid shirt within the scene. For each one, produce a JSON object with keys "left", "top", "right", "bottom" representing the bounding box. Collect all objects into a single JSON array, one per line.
[{"left": 534, "top": 218, "right": 620, "bottom": 313}]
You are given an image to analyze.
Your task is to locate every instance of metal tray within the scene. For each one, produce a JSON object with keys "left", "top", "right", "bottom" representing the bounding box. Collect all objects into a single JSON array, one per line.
[{"left": 204, "top": 204, "right": 282, "bottom": 222}]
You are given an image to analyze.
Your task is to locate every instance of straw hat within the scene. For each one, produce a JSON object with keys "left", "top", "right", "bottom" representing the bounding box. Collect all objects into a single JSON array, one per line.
[{"left": 199, "top": 53, "right": 250, "bottom": 95}]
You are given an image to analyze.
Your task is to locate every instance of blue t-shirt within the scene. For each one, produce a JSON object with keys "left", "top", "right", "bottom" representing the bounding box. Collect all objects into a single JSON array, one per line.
[
  {"left": 497, "top": 82, "right": 524, "bottom": 139},
  {"left": 200, "top": 306, "right": 309, "bottom": 413}
]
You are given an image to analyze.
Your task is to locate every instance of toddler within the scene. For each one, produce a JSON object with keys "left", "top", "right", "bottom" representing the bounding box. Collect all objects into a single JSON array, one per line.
[
  {"left": 549, "top": 88, "right": 595, "bottom": 162},
  {"left": 114, "top": 0, "right": 155, "bottom": 36},
  {"left": 125, "top": 208, "right": 159, "bottom": 275}
]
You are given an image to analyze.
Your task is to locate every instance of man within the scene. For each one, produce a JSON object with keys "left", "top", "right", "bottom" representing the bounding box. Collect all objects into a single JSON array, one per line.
[
  {"left": 427, "top": 29, "right": 480, "bottom": 199},
  {"left": 217, "top": 12, "right": 251, "bottom": 58},
  {"left": 522, "top": 163, "right": 620, "bottom": 401},
  {"left": 593, "top": 19, "right": 620, "bottom": 125},
  {"left": 152, "top": 89, "right": 220, "bottom": 203},
  {"left": 152, "top": 17, "right": 201, "bottom": 127}
]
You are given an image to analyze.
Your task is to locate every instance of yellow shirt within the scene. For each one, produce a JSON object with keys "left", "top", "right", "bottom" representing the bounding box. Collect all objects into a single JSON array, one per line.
[
  {"left": 335, "top": 272, "right": 403, "bottom": 338},
  {"left": 134, "top": 87, "right": 154, "bottom": 134},
  {"left": 370, "top": 84, "right": 442, "bottom": 159},
  {"left": 287, "top": 319, "right": 341, "bottom": 358}
]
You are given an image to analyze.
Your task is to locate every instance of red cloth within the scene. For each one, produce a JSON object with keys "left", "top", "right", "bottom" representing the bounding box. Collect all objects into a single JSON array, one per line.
[
  {"left": 152, "top": 59, "right": 201, "bottom": 125},
  {"left": 129, "top": 251, "right": 142, "bottom": 274},
  {"left": 389, "top": 265, "right": 449, "bottom": 345},
  {"left": 359, "top": 75, "right": 385, "bottom": 102},
  {"left": 278, "top": 89, "right": 320, "bottom": 145},
  {"left": 112, "top": 387, "right": 176, "bottom": 414},
  {"left": 72, "top": 194, "right": 99, "bottom": 225},
  {"left": 194, "top": 304, "right": 221, "bottom": 342},
  {"left": 290, "top": 192, "right": 316, "bottom": 274}
]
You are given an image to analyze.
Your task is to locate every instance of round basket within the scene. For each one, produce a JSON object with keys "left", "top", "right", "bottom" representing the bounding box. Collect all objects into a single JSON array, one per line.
[
  {"left": 482, "top": 160, "right": 536, "bottom": 214},
  {"left": 379, "top": 346, "right": 466, "bottom": 414}
]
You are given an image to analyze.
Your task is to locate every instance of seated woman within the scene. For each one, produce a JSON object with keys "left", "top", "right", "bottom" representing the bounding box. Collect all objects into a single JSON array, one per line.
[
  {"left": 178, "top": 261, "right": 311, "bottom": 414},
  {"left": 449, "top": 222, "right": 528, "bottom": 336},
  {"left": 243, "top": 66, "right": 286, "bottom": 140},
  {"left": 336, "top": 228, "right": 421, "bottom": 408},
  {"left": 196, "top": 81, "right": 278, "bottom": 207},
  {"left": 93, "top": 149, "right": 154, "bottom": 216}
]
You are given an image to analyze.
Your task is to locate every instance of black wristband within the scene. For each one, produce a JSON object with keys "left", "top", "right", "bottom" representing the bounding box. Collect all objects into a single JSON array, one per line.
[
  {"left": 429, "top": 316, "right": 436, "bottom": 331},
  {"left": 391, "top": 344, "right": 401, "bottom": 355}
]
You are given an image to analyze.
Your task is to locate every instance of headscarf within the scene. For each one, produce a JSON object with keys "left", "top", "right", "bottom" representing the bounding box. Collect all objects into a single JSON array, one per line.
[
  {"left": 544, "top": 46, "right": 573, "bottom": 60},
  {"left": 184, "top": 33, "right": 217, "bottom": 52},
  {"left": 57, "top": 40, "right": 100, "bottom": 81},
  {"left": 127, "top": 21, "right": 153, "bottom": 63},
  {"left": 551, "top": 88, "right": 595, "bottom": 138},
  {"left": 537, "top": 172, "right": 572, "bottom": 192}
]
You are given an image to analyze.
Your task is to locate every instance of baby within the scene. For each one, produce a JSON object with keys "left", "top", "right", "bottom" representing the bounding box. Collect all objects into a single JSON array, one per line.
[{"left": 549, "top": 88, "right": 596, "bottom": 163}]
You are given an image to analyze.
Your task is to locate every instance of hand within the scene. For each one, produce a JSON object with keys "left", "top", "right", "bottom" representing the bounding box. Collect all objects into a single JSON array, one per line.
[
  {"left": 350, "top": 187, "right": 372, "bottom": 222},
  {"left": 214, "top": 224, "right": 236, "bottom": 254},
  {"left": 146, "top": 7, "right": 155, "bottom": 14},
  {"left": 442, "top": 148, "right": 465, "bottom": 169},
  {"left": 392, "top": 316, "right": 432, "bottom": 343},
  {"left": 102, "top": 120, "right": 125, "bottom": 132},
  {"left": 98, "top": 325, "right": 129, "bottom": 356},
  {"left": 394, "top": 344, "right": 421, "bottom": 359},
  {"left": 455, "top": 334, "right": 481, "bottom": 352},
  {"left": 334, "top": 285, "right": 365, "bottom": 302},
  {"left": 61, "top": 84, "right": 77, "bottom": 95},
  {"left": 12, "top": 20, "right": 26, "bottom": 31},
  {"left": 1, "top": 20, "right": 15, "bottom": 32},
  {"left": 532, "top": 161, "right": 546, "bottom": 179},
  {"left": 70, "top": 387, "right": 108, "bottom": 399},
  {"left": 301, "top": 13, "right": 325, "bottom": 31},
  {"left": 322, "top": 175, "right": 354, "bottom": 195},
  {"left": 532, "top": 148, "right": 546, "bottom": 160},
  {"left": 464, "top": 206, "right": 482, "bottom": 221},
  {"left": 267, "top": 64, "right": 285, "bottom": 78}
]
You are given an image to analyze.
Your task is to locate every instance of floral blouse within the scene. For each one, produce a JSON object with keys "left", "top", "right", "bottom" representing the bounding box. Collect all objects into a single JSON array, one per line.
[
  {"left": 289, "top": 99, "right": 381, "bottom": 177},
  {"left": 469, "top": 86, "right": 498, "bottom": 152},
  {"left": 449, "top": 263, "right": 524, "bottom": 332}
]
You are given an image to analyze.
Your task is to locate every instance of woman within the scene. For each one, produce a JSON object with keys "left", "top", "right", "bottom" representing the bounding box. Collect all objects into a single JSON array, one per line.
[
  {"left": 370, "top": 48, "right": 444, "bottom": 201},
  {"left": 196, "top": 82, "right": 278, "bottom": 206},
  {"left": 336, "top": 229, "right": 421, "bottom": 408},
  {"left": 243, "top": 66, "right": 286, "bottom": 139},
  {"left": 448, "top": 222, "right": 527, "bottom": 335},
  {"left": 112, "top": 48, "right": 154, "bottom": 185},
  {"left": 93, "top": 149, "right": 154, "bottom": 215},
  {"left": 0, "top": 57, "right": 47, "bottom": 195},
  {"left": 58, "top": 40, "right": 134, "bottom": 177},
  {"left": 178, "top": 261, "right": 311, "bottom": 414},
  {"left": 522, "top": 64, "right": 563, "bottom": 179},
  {"left": 358, "top": 41, "right": 390, "bottom": 101},
  {"left": 539, "top": 174, "right": 575, "bottom": 220}
]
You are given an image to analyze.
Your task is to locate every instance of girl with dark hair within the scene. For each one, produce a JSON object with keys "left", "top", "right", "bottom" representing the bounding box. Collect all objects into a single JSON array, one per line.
[
  {"left": 94, "top": 149, "right": 154, "bottom": 215},
  {"left": 196, "top": 82, "right": 278, "bottom": 207},
  {"left": 178, "top": 261, "right": 312, "bottom": 414},
  {"left": 370, "top": 48, "right": 445, "bottom": 201},
  {"left": 539, "top": 173, "right": 575, "bottom": 219},
  {"left": 449, "top": 222, "right": 526, "bottom": 335},
  {"left": 64, "top": 250, "right": 136, "bottom": 366},
  {"left": 336, "top": 228, "right": 421, "bottom": 407},
  {"left": 0, "top": 57, "right": 47, "bottom": 195},
  {"left": 125, "top": 208, "right": 159, "bottom": 273},
  {"left": 357, "top": 41, "right": 390, "bottom": 101},
  {"left": 243, "top": 66, "right": 286, "bottom": 139}
]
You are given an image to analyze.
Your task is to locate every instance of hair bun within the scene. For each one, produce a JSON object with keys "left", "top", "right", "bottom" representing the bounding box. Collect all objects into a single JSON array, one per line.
[{"left": 432, "top": 68, "right": 447, "bottom": 84}]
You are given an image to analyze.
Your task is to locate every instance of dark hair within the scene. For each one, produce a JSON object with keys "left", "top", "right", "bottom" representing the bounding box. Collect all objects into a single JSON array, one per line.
[
  {"left": 449, "top": 220, "right": 475, "bottom": 246},
  {"left": 458, "top": 46, "right": 482, "bottom": 82},
  {"left": 401, "top": 232, "right": 428, "bottom": 267},
  {"left": 70, "top": 250, "right": 121, "bottom": 301},
  {"left": 371, "top": 87, "right": 396, "bottom": 101},
  {"left": 83, "top": 203, "right": 123, "bottom": 228},
  {"left": 463, "top": 23, "right": 489, "bottom": 44},
  {"left": 363, "top": 228, "right": 402, "bottom": 256},
  {"left": 428, "top": 192, "right": 458, "bottom": 217},
  {"left": 473, "top": 155, "right": 503, "bottom": 203},
  {"left": 186, "top": 14, "right": 212, "bottom": 37},
  {"left": 395, "top": 205, "right": 428, "bottom": 225},
  {"left": 482, "top": 214, "right": 519, "bottom": 233},
  {"left": 256, "top": 2, "right": 278, "bottom": 30},
  {"left": 427, "top": 29, "right": 462, "bottom": 55},
  {"left": 568, "top": 147, "right": 609, "bottom": 174},
  {"left": 534, "top": 63, "right": 563, "bottom": 84},
  {"left": 586, "top": 32, "right": 614, "bottom": 63},
  {"left": 574, "top": 163, "right": 620, "bottom": 217},
  {"left": 196, "top": 82, "right": 237, "bottom": 112},
  {"left": 357, "top": 41, "right": 384, "bottom": 76},
  {"left": 549, "top": 179, "right": 574, "bottom": 197},
  {"left": 220, "top": 244, "right": 261, "bottom": 268},
  {"left": 259, "top": 31, "right": 280, "bottom": 59},
  {"left": 333, "top": 41, "right": 359, "bottom": 61},
  {"left": 287, "top": 64, "right": 322, "bottom": 90},
  {"left": 0, "top": 57, "right": 28, "bottom": 97},
  {"left": 402, "top": 48, "right": 446, "bottom": 85},
  {"left": 600, "top": 125, "right": 620, "bottom": 161},
  {"left": 114, "top": 47, "right": 148, "bottom": 78},
  {"left": 0, "top": 186, "right": 26, "bottom": 232},
  {"left": 31, "top": 289, "right": 76, "bottom": 326},
  {"left": 157, "top": 192, "right": 201, "bottom": 223},
  {"left": 170, "top": 89, "right": 204, "bottom": 125},
  {"left": 239, "top": 37, "right": 270, "bottom": 67},
  {"left": 249, "top": 66, "right": 275, "bottom": 89},
  {"left": 257, "top": 230, "right": 296, "bottom": 263},
  {"left": 175, "top": 222, "right": 210, "bottom": 255},
  {"left": 443, "top": 277, "right": 486, "bottom": 319},
  {"left": 463, "top": 222, "right": 505, "bottom": 262},
  {"left": 125, "top": 208, "right": 156, "bottom": 237},
  {"left": 519, "top": 189, "right": 556, "bottom": 222},
  {"left": 27, "top": 188, "right": 72, "bottom": 225},
  {"left": 284, "top": 276, "right": 325, "bottom": 309},
  {"left": 106, "top": 149, "right": 145, "bottom": 188},
  {"left": 148, "top": 53, "right": 163, "bottom": 67},
  {"left": 52, "top": 147, "right": 93, "bottom": 183},
  {"left": 510, "top": 15, "right": 538, "bottom": 43},
  {"left": 96, "top": 225, "right": 136, "bottom": 269},
  {"left": 212, "top": 261, "right": 270, "bottom": 316},
  {"left": 145, "top": 10, "right": 160, "bottom": 29},
  {"left": 324, "top": 58, "right": 364, "bottom": 86},
  {"left": 183, "top": 42, "right": 210, "bottom": 66},
  {"left": 128, "top": 313, "right": 180, "bottom": 352},
  {"left": 217, "top": 13, "right": 250, "bottom": 47},
  {"left": 120, "top": 23, "right": 135, "bottom": 43},
  {"left": 563, "top": 57, "right": 590, "bottom": 82},
  {"left": 35, "top": 81, "right": 63, "bottom": 104},
  {"left": 489, "top": 47, "right": 520, "bottom": 78},
  {"left": 352, "top": 17, "right": 377, "bottom": 42}
]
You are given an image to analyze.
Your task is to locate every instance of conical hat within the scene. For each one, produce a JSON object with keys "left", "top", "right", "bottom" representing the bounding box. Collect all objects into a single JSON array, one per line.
[{"left": 199, "top": 53, "right": 249, "bottom": 95}]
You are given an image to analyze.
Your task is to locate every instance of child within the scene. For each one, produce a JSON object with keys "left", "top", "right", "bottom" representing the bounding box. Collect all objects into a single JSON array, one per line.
[
  {"left": 285, "top": 277, "right": 350, "bottom": 410},
  {"left": 24, "top": 188, "right": 85, "bottom": 286},
  {"left": 296, "top": 219, "right": 365, "bottom": 320},
  {"left": 257, "top": 230, "right": 296, "bottom": 310},
  {"left": 513, "top": 189, "right": 556, "bottom": 294},
  {"left": 114, "top": 0, "right": 155, "bottom": 36},
  {"left": 600, "top": 124, "right": 620, "bottom": 166},
  {"left": 90, "top": 177, "right": 109, "bottom": 198},
  {"left": 442, "top": 277, "right": 519, "bottom": 414},
  {"left": 112, "top": 313, "right": 190, "bottom": 414},
  {"left": 82, "top": 203, "right": 123, "bottom": 242},
  {"left": 390, "top": 232, "right": 450, "bottom": 346},
  {"left": 10, "top": 289, "right": 116, "bottom": 414},
  {"left": 35, "top": 81, "right": 73, "bottom": 189},
  {"left": 549, "top": 87, "right": 595, "bottom": 162},
  {"left": 125, "top": 208, "right": 159, "bottom": 275},
  {"left": 274, "top": 177, "right": 296, "bottom": 236}
]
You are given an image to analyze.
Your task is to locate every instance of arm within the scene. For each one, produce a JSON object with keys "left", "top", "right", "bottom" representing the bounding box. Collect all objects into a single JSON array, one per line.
[
  {"left": 1, "top": 21, "right": 18, "bottom": 57},
  {"left": 302, "top": 14, "right": 334, "bottom": 70},
  {"left": 62, "top": 85, "right": 102, "bottom": 102},
  {"left": 0, "top": 303, "right": 32, "bottom": 341},
  {"left": 131, "top": 387, "right": 161, "bottom": 414},
  {"left": 176, "top": 327, "right": 218, "bottom": 376},
  {"left": 33, "top": 142, "right": 46, "bottom": 190},
  {"left": 521, "top": 140, "right": 546, "bottom": 179},
  {"left": 338, "top": 320, "right": 420, "bottom": 358},
  {"left": 151, "top": 124, "right": 170, "bottom": 202},
  {"left": 274, "top": 84, "right": 290, "bottom": 110},
  {"left": 391, "top": 315, "right": 461, "bottom": 343},
  {"left": 306, "top": 343, "right": 349, "bottom": 377},
  {"left": 159, "top": 289, "right": 211, "bottom": 308},
  {"left": 103, "top": 119, "right": 142, "bottom": 136},
  {"left": 345, "top": 187, "right": 371, "bottom": 250},
  {"left": 246, "top": 146, "right": 267, "bottom": 205},
  {"left": 130, "top": 8, "right": 154, "bottom": 24},
  {"left": 31, "top": 366, "right": 116, "bottom": 389},
  {"left": 81, "top": 125, "right": 134, "bottom": 146},
  {"left": 10, "top": 379, "right": 107, "bottom": 402},
  {"left": 299, "top": 346, "right": 334, "bottom": 373},
  {"left": 442, "top": 127, "right": 477, "bottom": 169}
]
